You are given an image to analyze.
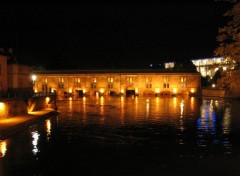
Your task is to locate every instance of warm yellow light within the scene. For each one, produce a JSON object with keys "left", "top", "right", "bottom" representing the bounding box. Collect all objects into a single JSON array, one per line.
[
  {"left": 83, "top": 89, "right": 86, "bottom": 93},
  {"left": 155, "top": 88, "right": 160, "bottom": 93},
  {"left": 121, "top": 89, "right": 124, "bottom": 94},
  {"left": 0, "top": 140, "right": 7, "bottom": 157},
  {"left": 99, "top": 88, "right": 104, "bottom": 93},
  {"left": 173, "top": 88, "right": 177, "bottom": 93},
  {"left": 135, "top": 88, "right": 138, "bottom": 93},
  {"left": 69, "top": 97, "right": 72, "bottom": 101},
  {"left": 32, "top": 75, "right": 36, "bottom": 81},
  {"left": 0, "top": 102, "right": 5, "bottom": 111},
  {"left": 34, "top": 89, "right": 38, "bottom": 93},
  {"left": 190, "top": 88, "right": 195, "bottom": 93},
  {"left": 212, "top": 84, "right": 216, "bottom": 88},
  {"left": 69, "top": 88, "right": 72, "bottom": 93},
  {"left": 46, "top": 97, "right": 50, "bottom": 104}
]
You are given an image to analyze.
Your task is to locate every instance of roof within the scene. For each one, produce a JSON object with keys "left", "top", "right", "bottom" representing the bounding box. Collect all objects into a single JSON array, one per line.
[{"left": 33, "top": 68, "right": 199, "bottom": 75}]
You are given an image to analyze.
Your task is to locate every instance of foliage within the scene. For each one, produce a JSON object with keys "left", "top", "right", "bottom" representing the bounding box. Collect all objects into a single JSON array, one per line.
[
  {"left": 214, "top": 1, "right": 240, "bottom": 90},
  {"left": 214, "top": 1, "right": 240, "bottom": 62}
]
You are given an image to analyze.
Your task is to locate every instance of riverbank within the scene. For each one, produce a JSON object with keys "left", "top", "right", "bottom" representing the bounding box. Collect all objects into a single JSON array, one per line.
[{"left": 0, "top": 108, "right": 59, "bottom": 140}]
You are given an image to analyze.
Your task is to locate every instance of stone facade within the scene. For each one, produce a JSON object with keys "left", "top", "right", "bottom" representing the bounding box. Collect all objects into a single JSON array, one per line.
[{"left": 32, "top": 69, "right": 201, "bottom": 98}]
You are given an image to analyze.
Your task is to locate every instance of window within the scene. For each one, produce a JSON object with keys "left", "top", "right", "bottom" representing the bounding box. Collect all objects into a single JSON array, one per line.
[
  {"left": 92, "top": 78, "right": 97, "bottom": 83},
  {"left": 59, "top": 78, "right": 64, "bottom": 83},
  {"left": 91, "top": 83, "right": 97, "bottom": 89},
  {"left": 146, "top": 83, "right": 152, "bottom": 88},
  {"left": 75, "top": 78, "right": 80, "bottom": 83},
  {"left": 163, "top": 77, "right": 169, "bottom": 83},
  {"left": 107, "top": 77, "right": 114, "bottom": 82},
  {"left": 181, "top": 76, "right": 187, "bottom": 88},
  {"left": 145, "top": 77, "right": 152, "bottom": 88},
  {"left": 146, "top": 77, "right": 152, "bottom": 83},
  {"left": 181, "top": 77, "right": 186, "bottom": 83},
  {"left": 58, "top": 83, "right": 64, "bottom": 89},
  {"left": 108, "top": 83, "right": 113, "bottom": 89},
  {"left": 127, "top": 77, "right": 133, "bottom": 82},
  {"left": 163, "top": 83, "right": 169, "bottom": 88}
]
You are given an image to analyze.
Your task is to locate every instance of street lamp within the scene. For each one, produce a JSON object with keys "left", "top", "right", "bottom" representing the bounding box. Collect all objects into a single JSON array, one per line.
[{"left": 32, "top": 75, "right": 37, "bottom": 93}]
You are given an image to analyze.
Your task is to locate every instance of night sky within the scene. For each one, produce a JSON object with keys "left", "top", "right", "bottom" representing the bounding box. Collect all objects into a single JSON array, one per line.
[{"left": 0, "top": 1, "right": 232, "bottom": 70}]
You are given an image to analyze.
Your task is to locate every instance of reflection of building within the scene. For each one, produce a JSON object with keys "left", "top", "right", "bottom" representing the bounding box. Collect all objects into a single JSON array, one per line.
[
  {"left": 192, "top": 57, "right": 237, "bottom": 78},
  {"left": 32, "top": 69, "right": 201, "bottom": 97}
]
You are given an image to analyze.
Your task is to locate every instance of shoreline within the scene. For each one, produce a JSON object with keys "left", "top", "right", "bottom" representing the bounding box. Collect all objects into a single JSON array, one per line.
[{"left": 0, "top": 109, "right": 59, "bottom": 140}]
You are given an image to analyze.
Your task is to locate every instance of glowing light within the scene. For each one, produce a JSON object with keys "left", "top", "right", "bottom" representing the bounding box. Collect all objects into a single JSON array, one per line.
[
  {"left": 190, "top": 88, "right": 195, "bottom": 93},
  {"left": 32, "top": 75, "right": 36, "bottom": 81},
  {"left": 146, "top": 98, "right": 150, "bottom": 103},
  {"left": 212, "top": 84, "right": 216, "bottom": 88},
  {"left": 46, "top": 119, "right": 51, "bottom": 140},
  {"left": 180, "top": 100, "right": 184, "bottom": 115},
  {"left": 34, "top": 89, "right": 38, "bottom": 93},
  {"left": 0, "top": 102, "right": 5, "bottom": 110},
  {"left": 155, "top": 88, "right": 160, "bottom": 93},
  {"left": 32, "top": 131, "right": 40, "bottom": 155},
  {"left": 46, "top": 97, "right": 50, "bottom": 104},
  {"left": 83, "top": 89, "right": 86, "bottom": 93},
  {"left": 99, "top": 88, "right": 104, "bottom": 93},
  {"left": 121, "top": 89, "right": 124, "bottom": 94},
  {"left": 0, "top": 140, "right": 7, "bottom": 157},
  {"left": 69, "top": 88, "right": 72, "bottom": 93},
  {"left": 135, "top": 88, "right": 138, "bottom": 93},
  {"left": 173, "top": 88, "right": 177, "bottom": 94}
]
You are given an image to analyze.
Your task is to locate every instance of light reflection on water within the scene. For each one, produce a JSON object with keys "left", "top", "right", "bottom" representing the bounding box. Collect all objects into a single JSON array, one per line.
[{"left": 1, "top": 96, "right": 240, "bottom": 176}]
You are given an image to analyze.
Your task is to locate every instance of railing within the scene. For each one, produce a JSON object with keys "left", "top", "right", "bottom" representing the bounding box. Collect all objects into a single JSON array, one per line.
[{"left": 0, "top": 91, "right": 34, "bottom": 100}]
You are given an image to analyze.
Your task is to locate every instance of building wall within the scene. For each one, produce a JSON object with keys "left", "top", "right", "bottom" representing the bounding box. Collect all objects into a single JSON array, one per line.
[
  {"left": 33, "top": 71, "right": 201, "bottom": 97},
  {"left": 7, "top": 64, "right": 33, "bottom": 90},
  {"left": 0, "top": 55, "right": 8, "bottom": 92}
]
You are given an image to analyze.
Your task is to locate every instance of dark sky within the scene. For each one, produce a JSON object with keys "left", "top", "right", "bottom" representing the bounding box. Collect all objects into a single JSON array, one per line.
[{"left": 0, "top": 1, "right": 232, "bottom": 69}]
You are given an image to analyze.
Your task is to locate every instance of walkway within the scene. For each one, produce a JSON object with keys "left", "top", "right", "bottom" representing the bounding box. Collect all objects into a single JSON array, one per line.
[{"left": 0, "top": 109, "right": 59, "bottom": 140}]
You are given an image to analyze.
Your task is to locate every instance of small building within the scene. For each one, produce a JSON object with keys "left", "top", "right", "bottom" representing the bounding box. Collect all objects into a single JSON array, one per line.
[
  {"left": 32, "top": 69, "right": 201, "bottom": 98},
  {"left": 0, "top": 49, "right": 33, "bottom": 96}
]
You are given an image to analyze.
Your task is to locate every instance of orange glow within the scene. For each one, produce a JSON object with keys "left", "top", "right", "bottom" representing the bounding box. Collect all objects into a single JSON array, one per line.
[
  {"left": 135, "top": 88, "right": 138, "bottom": 93},
  {"left": 190, "top": 88, "right": 195, "bottom": 93},
  {"left": 34, "top": 89, "right": 38, "bottom": 93},
  {"left": 155, "top": 88, "right": 160, "bottom": 93},
  {"left": 69, "top": 88, "right": 72, "bottom": 93},
  {"left": 99, "top": 88, "right": 104, "bottom": 93},
  {"left": 0, "top": 102, "right": 5, "bottom": 111},
  {"left": 173, "top": 88, "right": 177, "bottom": 93},
  {"left": 121, "top": 89, "right": 124, "bottom": 94},
  {"left": 0, "top": 140, "right": 7, "bottom": 157},
  {"left": 83, "top": 89, "right": 86, "bottom": 93},
  {"left": 46, "top": 97, "right": 50, "bottom": 104}
]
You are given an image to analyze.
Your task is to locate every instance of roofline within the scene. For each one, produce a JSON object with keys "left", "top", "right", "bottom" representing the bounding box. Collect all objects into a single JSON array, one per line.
[{"left": 32, "top": 68, "right": 199, "bottom": 75}]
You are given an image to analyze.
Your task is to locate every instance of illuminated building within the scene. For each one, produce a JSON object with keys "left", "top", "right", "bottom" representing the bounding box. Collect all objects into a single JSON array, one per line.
[
  {"left": 32, "top": 69, "right": 201, "bottom": 97},
  {"left": 191, "top": 57, "right": 237, "bottom": 78}
]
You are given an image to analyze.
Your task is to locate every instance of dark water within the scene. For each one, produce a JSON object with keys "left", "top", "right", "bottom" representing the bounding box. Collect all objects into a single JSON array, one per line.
[{"left": 1, "top": 96, "right": 240, "bottom": 176}]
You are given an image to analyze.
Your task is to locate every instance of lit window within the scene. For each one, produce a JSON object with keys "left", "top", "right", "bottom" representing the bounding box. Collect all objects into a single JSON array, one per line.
[
  {"left": 181, "top": 77, "right": 186, "bottom": 82},
  {"left": 75, "top": 78, "right": 80, "bottom": 82},
  {"left": 58, "top": 78, "right": 64, "bottom": 83},
  {"left": 107, "top": 77, "right": 114, "bottom": 82},
  {"left": 92, "top": 78, "right": 97, "bottom": 83},
  {"left": 127, "top": 77, "right": 133, "bottom": 82},
  {"left": 163, "top": 77, "right": 169, "bottom": 82},
  {"left": 146, "top": 77, "right": 152, "bottom": 83}
]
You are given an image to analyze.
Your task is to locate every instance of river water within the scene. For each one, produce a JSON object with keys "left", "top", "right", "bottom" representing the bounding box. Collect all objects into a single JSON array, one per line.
[{"left": 0, "top": 96, "right": 240, "bottom": 176}]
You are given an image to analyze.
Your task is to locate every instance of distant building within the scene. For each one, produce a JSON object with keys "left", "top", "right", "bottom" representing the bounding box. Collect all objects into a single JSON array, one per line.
[
  {"left": 32, "top": 69, "right": 201, "bottom": 98},
  {"left": 191, "top": 57, "right": 237, "bottom": 78},
  {"left": 0, "top": 49, "right": 33, "bottom": 95}
]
